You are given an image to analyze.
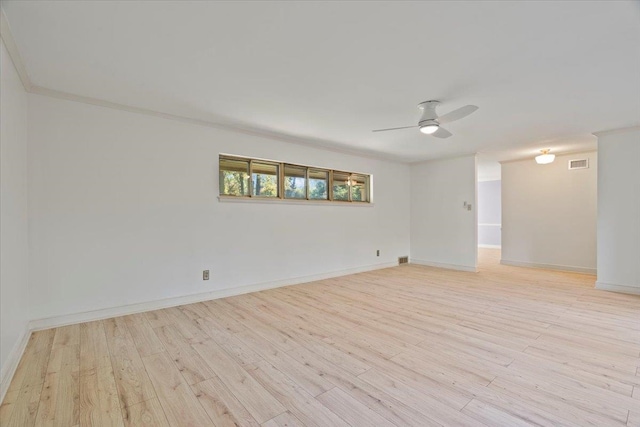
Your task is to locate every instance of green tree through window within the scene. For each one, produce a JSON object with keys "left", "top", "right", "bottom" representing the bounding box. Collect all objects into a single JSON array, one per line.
[
  {"left": 219, "top": 158, "right": 250, "bottom": 196},
  {"left": 252, "top": 162, "right": 278, "bottom": 197},
  {"left": 219, "top": 156, "right": 369, "bottom": 203}
]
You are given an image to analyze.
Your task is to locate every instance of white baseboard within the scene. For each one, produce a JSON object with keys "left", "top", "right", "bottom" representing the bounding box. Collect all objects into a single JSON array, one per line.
[
  {"left": 500, "top": 259, "right": 596, "bottom": 275},
  {"left": 410, "top": 259, "right": 478, "bottom": 273},
  {"left": 28, "top": 261, "right": 398, "bottom": 331},
  {"left": 595, "top": 281, "right": 640, "bottom": 295},
  {"left": 478, "top": 244, "right": 501, "bottom": 249},
  {"left": 0, "top": 328, "right": 31, "bottom": 403},
  {"left": 0, "top": 261, "right": 397, "bottom": 400}
]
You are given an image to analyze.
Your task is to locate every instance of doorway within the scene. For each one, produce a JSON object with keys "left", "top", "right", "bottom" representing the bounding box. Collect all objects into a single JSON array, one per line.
[{"left": 477, "top": 158, "right": 502, "bottom": 266}]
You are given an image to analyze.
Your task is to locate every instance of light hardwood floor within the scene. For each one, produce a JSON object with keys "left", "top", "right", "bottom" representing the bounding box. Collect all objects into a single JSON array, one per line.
[{"left": 2, "top": 249, "right": 639, "bottom": 426}]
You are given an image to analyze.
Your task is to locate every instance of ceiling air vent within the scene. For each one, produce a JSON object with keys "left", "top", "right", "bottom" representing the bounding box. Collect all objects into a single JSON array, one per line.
[
  {"left": 568, "top": 159, "right": 589, "bottom": 170},
  {"left": 398, "top": 256, "right": 409, "bottom": 265}
]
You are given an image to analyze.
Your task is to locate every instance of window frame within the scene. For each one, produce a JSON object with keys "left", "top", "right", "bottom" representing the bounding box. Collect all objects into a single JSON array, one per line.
[
  {"left": 349, "top": 173, "right": 370, "bottom": 203},
  {"left": 308, "top": 168, "right": 329, "bottom": 201},
  {"left": 249, "top": 159, "right": 280, "bottom": 198},
  {"left": 219, "top": 154, "right": 372, "bottom": 204},
  {"left": 331, "top": 170, "right": 351, "bottom": 202},
  {"left": 283, "top": 163, "right": 308, "bottom": 200},
  {"left": 218, "top": 157, "right": 251, "bottom": 197}
]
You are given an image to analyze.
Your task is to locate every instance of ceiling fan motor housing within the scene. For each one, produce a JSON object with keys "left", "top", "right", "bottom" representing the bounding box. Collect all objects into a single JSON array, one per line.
[
  {"left": 419, "top": 119, "right": 439, "bottom": 128},
  {"left": 418, "top": 100, "right": 440, "bottom": 125}
]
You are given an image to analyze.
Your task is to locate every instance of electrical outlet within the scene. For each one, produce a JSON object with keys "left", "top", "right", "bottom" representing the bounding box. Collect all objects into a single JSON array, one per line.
[
  {"left": 203, "top": 270, "right": 210, "bottom": 280},
  {"left": 376, "top": 250, "right": 380, "bottom": 257}
]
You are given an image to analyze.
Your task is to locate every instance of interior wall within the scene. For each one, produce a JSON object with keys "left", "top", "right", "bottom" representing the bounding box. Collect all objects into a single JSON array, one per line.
[
  {"left": 501, "top": 151, "right": 597, "bottom": 274},
  {"left": 596, "top": 127, "right": 640, "bottom": 294},
  {"left": 410, "top": 155, "right": 478, "bottom": 271},
  {"left": 26, "top": 94, "right": 411, "bottom": 321},
  {"left": 478, "top": 179, "right": 501, "bottom": 247},
  {"left": 0, "top": 40, "right": 30, "bottom": 380}
]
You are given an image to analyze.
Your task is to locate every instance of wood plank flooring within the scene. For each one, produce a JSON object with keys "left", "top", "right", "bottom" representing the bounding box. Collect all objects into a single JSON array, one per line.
[{"left": 2, "top": 249, "right": 639, "bottom": 426}]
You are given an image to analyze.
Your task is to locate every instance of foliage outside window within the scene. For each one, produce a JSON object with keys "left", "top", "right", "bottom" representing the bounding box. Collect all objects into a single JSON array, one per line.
[
  {"left": 349, "top": 174, "right": 369, "bottom": 202},
  {"left": 219, "top": 155, "right": 371, "bottom": 203},
  {"left": 332, "top": 172, "right": 350, "bottom": 201},
  {"left": 251, "top": 162, "right": 279, "bottom": 197},
  {"left": 219, "top": 158, "right": 250, "bottom": 196},
  {"left": 309, "top": 169, "right": 328, "bottom": 200},
  {"left": 284, "top": 165, "right": 306, "bottom": 199}
]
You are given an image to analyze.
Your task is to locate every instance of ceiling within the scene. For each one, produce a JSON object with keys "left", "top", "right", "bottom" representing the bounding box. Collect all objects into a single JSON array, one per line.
[{"left": 3, "top": 1, "right": 639, "bottom": 163}]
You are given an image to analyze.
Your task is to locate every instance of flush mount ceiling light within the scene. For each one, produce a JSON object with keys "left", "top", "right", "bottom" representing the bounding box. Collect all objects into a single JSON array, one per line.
[{"left": 535, "top": 149, "right": 555, "bottom": 164}]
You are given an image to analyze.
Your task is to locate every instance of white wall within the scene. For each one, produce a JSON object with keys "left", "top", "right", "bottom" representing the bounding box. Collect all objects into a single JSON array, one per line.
[
  {"left": 501, "top": 151, "right": 597, "bottom": 274},
  {"left": 410, "top": 155, "right": 477, "bottom": 271},
  {"left": 26, "top": 94, "right": 411, "bottom": 321},
  {"left": 478, "top": 179, "right": 501, "bottom": 247},
  {"left": 596, "top": 127, "right": 640, "bottom": 295},
  {"left": 0, "top": 40, "right": 30, "bottom": 383}
]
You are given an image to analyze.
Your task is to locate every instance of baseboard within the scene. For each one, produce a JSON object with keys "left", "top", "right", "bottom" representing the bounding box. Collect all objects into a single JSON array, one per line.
[
  {"left": 410, "top": 259, "right": 478, "bottom": 273},
  {"left": 0, "top": 328, "right": 31, "bottom": 403},
  {"left": 478, "top": 244, "right": 501, "bottom": 249},
  {"left": 2, "top": 261, "right": 398, "bottom": 399},
  {"left": 28, "top": 261, "right": 398, "bottom": 331},
  {"left": 595, "top": 281, "right": 640, "bottom": 295},
  {"left": 500, "top": 259, "right": 596, "bottom": 275}
]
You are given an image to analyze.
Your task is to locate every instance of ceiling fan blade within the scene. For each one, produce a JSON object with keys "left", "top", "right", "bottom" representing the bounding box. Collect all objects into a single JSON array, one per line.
[
  {"left": 432, "top": 127, "right": 452, "bottom": 138},
  {"left": 372, "top": 125, "right": 417, "bottom": 133},
  {"left": 437, "top": 105, "right": 478, "bottom": 124}
]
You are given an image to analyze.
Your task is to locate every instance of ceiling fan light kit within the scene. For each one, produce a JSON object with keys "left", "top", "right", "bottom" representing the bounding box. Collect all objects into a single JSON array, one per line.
[
  {"left": 535, "top": 149, "right": 555, "bottom": 164},
  {"left": 372, "top": 100, "right": 478, "bottom": 139},
  {"left": 419, "top": 122, "right": 439, "bottom": 134}
]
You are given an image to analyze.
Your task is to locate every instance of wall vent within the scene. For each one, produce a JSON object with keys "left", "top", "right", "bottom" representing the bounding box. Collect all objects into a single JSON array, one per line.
[
  {"left": 398, "top": 256, "right": 409, "bottom": 265},
  {"left": 568, "top": 159, "right": 589, "bottom": 170}
]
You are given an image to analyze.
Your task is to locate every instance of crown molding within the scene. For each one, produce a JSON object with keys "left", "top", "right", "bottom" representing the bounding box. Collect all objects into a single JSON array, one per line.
[
  {"left": 30, "top": 86, "right": 409, "bottom": 164},
  {"left": 1, "top": 8, "right": 409, "bottom": 165},
  {"left": 592, "top": 125, "right": 640, "bottom": 138},
  {"left": 0, "top": 8, "right": 32, "bottom": 91}
]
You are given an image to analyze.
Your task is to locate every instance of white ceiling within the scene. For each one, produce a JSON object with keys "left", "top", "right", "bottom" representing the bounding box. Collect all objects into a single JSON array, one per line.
[{"left": 3, "top": 1, "right": 639, "bottom": 162}]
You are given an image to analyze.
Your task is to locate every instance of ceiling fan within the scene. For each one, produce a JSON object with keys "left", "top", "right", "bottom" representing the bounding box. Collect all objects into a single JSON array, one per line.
[{"left": 372, "top": 100, "right": 478, "bottom": 138}]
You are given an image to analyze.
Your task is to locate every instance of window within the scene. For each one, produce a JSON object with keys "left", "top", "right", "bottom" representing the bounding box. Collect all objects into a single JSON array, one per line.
[
  {"left": 284, "top": 165, "right": 307, "bottom": 199},
  {"left": 219, "top": 157, "right": 250, "bottom": 196},
  {"left": 251, "top": 162, "right": 279, "bottom": 197},
  {"left": 350, "top": 174, "right": 369, "bottom": 202},
  {"left": 332, "top": 171, "right": 350, "bottom": 201},
  {"left": 332, "top": 172, "right": 369, "bottom": 202},
  {"left": 219, "top": 155, "right": 371, "bottom": 203},
  {"left": 308, "top": 169, "right": 328, "bottom": 200}
]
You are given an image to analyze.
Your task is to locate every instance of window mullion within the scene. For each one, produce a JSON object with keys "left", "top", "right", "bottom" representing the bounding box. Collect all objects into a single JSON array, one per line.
[
  {"left": 248, "top": 160, "right": 253, "bottom": 197},
  {"left": 279, "top": 163, "right": 284, "bottom": 199},
  {"left": 328, "top": 170, "right": 334, "bottom": 201}
]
